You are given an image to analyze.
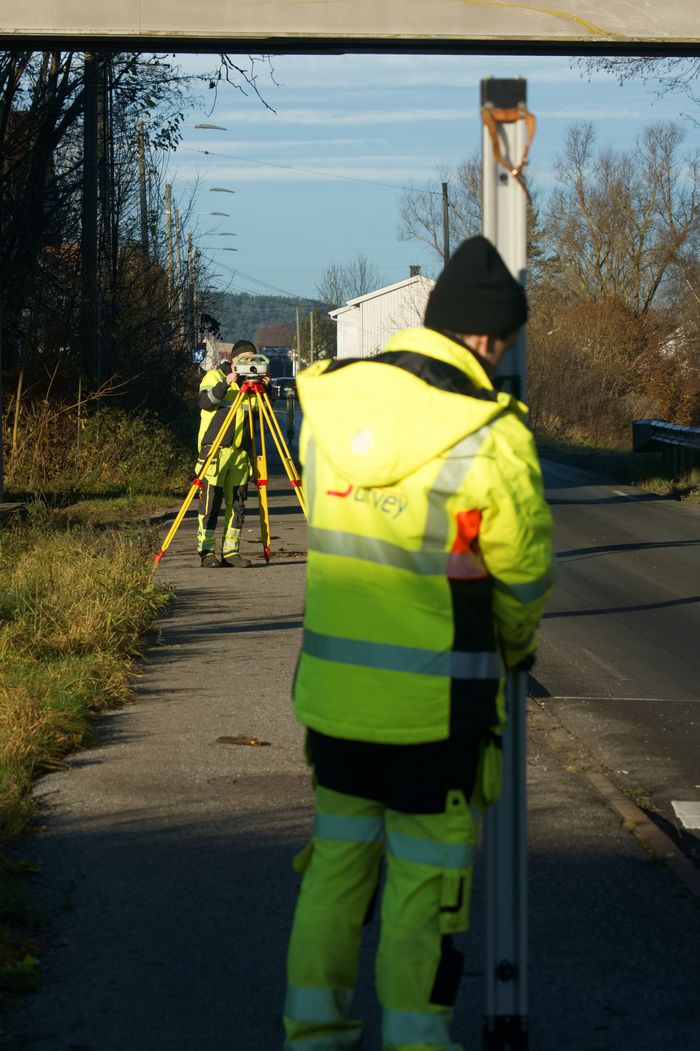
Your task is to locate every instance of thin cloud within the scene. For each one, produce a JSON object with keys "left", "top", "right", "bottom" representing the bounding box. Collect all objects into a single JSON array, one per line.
[
  {"left": 174, "top": 160, "right": 444, "bottom": 184},
  {"left": 207, "top": 106, "right": 473, "bottom": 126}
]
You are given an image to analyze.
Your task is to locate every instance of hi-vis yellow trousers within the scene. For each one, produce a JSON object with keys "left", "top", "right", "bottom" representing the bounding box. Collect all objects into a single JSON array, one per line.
[{"left": 284, "top": 783, "right": 481, "bottom": 1051}]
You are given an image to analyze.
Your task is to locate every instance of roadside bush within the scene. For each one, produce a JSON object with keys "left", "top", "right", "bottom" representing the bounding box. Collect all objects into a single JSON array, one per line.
[
  {"left": 3, "top": 401, "right": 192, "bottom": 496},
  {"left": 527, "top": 294, "right": 700, "bottom": 446}
]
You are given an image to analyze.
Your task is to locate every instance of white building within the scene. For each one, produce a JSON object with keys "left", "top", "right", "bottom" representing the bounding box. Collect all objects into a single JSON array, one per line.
[{"left": 330, "top": 272, "right": 435, "bottom": 359}]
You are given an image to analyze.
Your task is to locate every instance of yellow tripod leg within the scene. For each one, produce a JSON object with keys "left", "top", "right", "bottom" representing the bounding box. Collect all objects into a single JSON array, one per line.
[
  {"left": 248, "top": 393, "right": 271, "bottom": 563},
  {"left": 257, "top": 391, "right": 308, "bottom": 519},
  {"left": 153, "top": 386, "right": 246, "bottom": 568}
]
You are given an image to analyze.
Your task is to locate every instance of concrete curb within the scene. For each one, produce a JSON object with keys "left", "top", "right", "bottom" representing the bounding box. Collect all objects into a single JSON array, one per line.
[{"left": 528, "top": 697, "right": 700, "bottom": 899}]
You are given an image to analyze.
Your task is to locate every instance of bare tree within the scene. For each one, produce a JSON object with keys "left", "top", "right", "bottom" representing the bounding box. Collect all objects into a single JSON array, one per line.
[
  {"left": 396, "top": 154, "right": 481, "bottom": 261},
  {"left": 543, "top": 121, "right": 700, "bottom": 317},
  {"left": 317, "top": 254, "right": 382, "bottom": 308},
  {"left": 578, "top": 57, "right": 700, "bottom": 125},
  {"left": 396, "top": 154, "right": 545, "bottom": 284}
]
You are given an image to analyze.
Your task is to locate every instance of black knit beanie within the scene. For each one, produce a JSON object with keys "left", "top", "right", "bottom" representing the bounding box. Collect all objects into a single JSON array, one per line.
[{"left": 424, "top": 235, "right": 527, "bottom": 335}]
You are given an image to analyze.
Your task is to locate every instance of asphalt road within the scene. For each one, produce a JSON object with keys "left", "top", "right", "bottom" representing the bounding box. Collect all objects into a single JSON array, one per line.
[{"left": 537, "top": 457, "right": 700, "bottom": 855}]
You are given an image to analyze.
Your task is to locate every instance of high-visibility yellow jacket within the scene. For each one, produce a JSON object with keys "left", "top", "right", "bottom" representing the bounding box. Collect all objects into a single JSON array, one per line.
[
  {"left": 293, "top": 327, "right": 556, "bottom": 745},
  {"left": 197, "top": 367, "right": 256, "bottom": 469}
]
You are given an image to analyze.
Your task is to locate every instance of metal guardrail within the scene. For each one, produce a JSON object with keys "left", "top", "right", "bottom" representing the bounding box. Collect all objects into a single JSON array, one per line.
[{"left": 632, "top": 418, "right": 700, "bottom": 480}]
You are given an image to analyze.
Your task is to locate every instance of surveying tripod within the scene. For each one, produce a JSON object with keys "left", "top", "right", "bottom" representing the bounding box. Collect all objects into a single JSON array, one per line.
[
  {"left": 481, "top": 76, "right": 534, "bottom": 1051},
  {"left": 153, "top": 378, "right": 307, "bottom": 567}
]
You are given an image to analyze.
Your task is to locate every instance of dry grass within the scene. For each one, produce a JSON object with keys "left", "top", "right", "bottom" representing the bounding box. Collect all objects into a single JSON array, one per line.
[
  {"left": 0, "top": 517, "right": 171, "bottom": 984},
  {"left": 0, "top": 524, "right": 169, "bottom": 846}
]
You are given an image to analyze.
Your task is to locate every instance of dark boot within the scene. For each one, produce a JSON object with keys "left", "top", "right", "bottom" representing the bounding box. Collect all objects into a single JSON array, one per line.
[
  {"left": 221, "top": 552, "right": 252, "bottom": 568},
  {"left": 200, "top": 552, "right": 219, "bottom": 568}
]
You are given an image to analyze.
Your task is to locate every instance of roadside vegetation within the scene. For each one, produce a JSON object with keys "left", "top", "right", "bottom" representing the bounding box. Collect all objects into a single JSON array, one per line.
[
  {"left": 536, "top": 438, "right": 700, "bottom": 505},
  {"left": 0, "top": 407, "right": 191, "bottom": 997}
]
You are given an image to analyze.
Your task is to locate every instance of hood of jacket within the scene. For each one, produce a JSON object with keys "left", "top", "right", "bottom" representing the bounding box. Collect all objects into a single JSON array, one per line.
[{"left": 297, "top": 328, "right": 525, "bottom": 489}]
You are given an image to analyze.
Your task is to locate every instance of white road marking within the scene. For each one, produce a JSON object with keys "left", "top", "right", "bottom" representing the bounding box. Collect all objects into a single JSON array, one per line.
[
  {"left": 613, "top": 489, "right": 631, "bottom": 497},
  {"left": 672, "top": 801, "right": 700, "bottom": 830},
  {"left": 542, "top": 696, "right": 700, "bottom": 703}
]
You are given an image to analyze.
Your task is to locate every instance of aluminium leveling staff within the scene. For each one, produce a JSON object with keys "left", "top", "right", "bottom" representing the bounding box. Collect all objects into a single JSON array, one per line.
[
  {"left": 283, "top": 236, "right": 557, "bottom": 1051},
  {"left": 196, "top": 339, "right": 263, "bottom": 568}
]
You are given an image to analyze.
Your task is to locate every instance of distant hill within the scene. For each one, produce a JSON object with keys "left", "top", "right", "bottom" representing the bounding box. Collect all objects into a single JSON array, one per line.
[{"left": 202, "top": 291, "right": 327, "bottom": 344}]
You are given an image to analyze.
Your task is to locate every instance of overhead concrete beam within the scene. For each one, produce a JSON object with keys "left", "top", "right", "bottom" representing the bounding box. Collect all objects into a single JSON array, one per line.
[{"left": 0, "top": 1, "right": 698, "bottom": 46}]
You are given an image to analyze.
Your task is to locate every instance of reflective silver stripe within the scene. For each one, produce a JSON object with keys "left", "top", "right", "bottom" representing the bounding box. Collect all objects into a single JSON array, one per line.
[
  {"left": 314, "top": 812, "right": 384, "bottom": 844},
  {"left": 304, "top": 629, "right": 503, "bottom": 680},
  {"left": 493, "top": 562, "right": 558, "bottom": 603},
  {"left": 308, "top": 527, "right": 448, "bottom": 575},
  {"left": 205, "top": 387, "right": 224, "bottom": 406},
  {"left": 386, "top": 831, "right": 473, "bottom": 870},
  {"left": 382, "top": 1007, "right": 454, "bottom": 1046},
  {"left": 423, "top": 427, "right": 493, "bottom": 549},
  {"left": 284, "top": 984, "right": 354, "bottom": 1024}
]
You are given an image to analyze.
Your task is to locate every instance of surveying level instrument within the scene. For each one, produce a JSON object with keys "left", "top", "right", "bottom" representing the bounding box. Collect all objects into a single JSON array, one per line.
[
  {"left": 153, "top": 365, "right": 307, "bottom": 568},
  {"left": 481, "top": 76, "right": 534, "bottom": 1051}
]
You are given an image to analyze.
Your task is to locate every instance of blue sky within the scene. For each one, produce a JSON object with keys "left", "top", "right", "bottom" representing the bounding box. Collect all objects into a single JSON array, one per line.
[{"left": 165, "top": 52, "right": 693, "bottom": 301}]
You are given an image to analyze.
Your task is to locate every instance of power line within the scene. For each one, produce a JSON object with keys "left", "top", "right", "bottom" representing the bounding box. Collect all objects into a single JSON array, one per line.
[
  {"left": 178, "top": 145, "right": 442, "bottom": 195},
  {"left": 198, "top": 252, "right": 311, "bottom": 300}
]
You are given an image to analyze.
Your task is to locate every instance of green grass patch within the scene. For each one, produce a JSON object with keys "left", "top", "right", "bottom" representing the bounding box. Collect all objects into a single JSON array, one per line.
[
  {"left": 537, "top": 438, "right": 700, "bottom": 505},
  {"left": 0, "top": 515, "right": 172, "bottom": 995},
  {"left": 39, "top": 491, "right": 180, "bottom": 529}
]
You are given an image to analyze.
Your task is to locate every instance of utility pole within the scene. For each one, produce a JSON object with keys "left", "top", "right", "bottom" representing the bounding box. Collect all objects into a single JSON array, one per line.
[
  {"left": 175, "top": 208, "right": 185, "bottom": 347},
  {"left": 295, "top": 304, "right": 301, "bottom": 374},
  {"left": 80, "top": 51, "right": 99, "bottom": 382},
  {"left": 165, "top": 183, "right": 174, "bottom": 297},
  {"left": 0, "top": 262, "right": 4, "bottom": 502},
  {"left": 441, "top": 181, "right": 450, "bottom": 265},
  {"left": 310, "top": 310, "right": 315, "bottom": 363},
  {"left": 186, "top": 233, "right": 200, "bottom": 355},
  {"left": 97, "top": 53, "right": 114, "bottom": 380},
  {"left": 0, "top": 177, "right": 4, "bottom": 501},
  {"left": 136, "top": 120, "right": 149, "bottom": 260},
  {"left": 481, "top": 76, "right": 531, "bottom": 1051}
]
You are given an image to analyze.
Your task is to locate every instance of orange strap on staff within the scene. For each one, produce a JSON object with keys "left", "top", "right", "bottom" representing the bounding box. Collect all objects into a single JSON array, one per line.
[{"left": 481, "top": 104, "right": 536, "bottom": 203}]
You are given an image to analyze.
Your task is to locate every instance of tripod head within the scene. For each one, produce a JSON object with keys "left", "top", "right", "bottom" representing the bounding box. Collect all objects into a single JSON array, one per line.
[{"left": 240, "top": 380, "right": 268, "bottom": 395}]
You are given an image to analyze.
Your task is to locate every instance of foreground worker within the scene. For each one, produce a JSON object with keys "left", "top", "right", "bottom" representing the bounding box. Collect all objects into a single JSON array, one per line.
[
  {"left": 195, "top": 339, "right": 261, "bottom": 568},
  {"left": 283, "top": 236, "right": 556, "bottom": 1051}
]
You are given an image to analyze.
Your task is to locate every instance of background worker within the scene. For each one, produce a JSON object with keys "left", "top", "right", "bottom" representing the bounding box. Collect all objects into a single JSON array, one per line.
[
  {"left": 195, "top": 339, "right": 263, "bottom": 568},
  {"left": 283, "top": 236, "right": 557, "bottom": 1051}
]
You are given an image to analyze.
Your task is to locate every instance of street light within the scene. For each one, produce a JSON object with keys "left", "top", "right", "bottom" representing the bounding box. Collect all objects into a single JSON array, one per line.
[
  {"left": 218, "top": 232, "right": 237, "bottom": 237},
  {"left": 193, "top": 123, "right": 227, "bottom": 130},
  {"left": 211, "top": 187, "right": 236, "bottom": 194},
  {"left": 209, "top": 211, "right": 230, "bottom": 217}
]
